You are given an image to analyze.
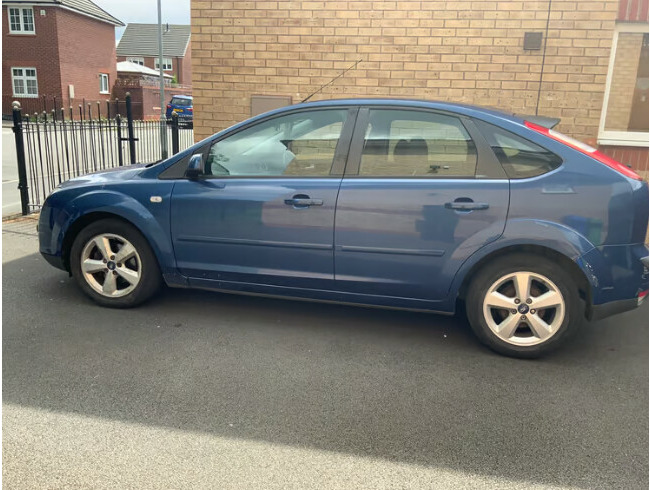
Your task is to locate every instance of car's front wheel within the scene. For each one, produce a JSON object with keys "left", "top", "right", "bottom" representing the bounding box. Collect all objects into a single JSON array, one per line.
[
  {"left": 466, "top": 254, "right": 581, "bottom": 358},
  {"left": 70, "top": 218, "right": 162, "bottom": 308}
]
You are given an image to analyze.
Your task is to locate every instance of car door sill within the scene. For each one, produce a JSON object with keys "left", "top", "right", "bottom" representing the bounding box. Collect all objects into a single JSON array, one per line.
[{"left": 175, "top": 278, "right": 454, "bottom": 315}]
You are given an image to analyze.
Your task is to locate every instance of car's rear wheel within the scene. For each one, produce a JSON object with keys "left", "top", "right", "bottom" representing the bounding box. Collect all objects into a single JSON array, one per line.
[
  {"left": 466, "top": 254, "right": 581, "bottom": 358},
  {"left": 70, "top": 219, "right": 162, "bottom": 308}
]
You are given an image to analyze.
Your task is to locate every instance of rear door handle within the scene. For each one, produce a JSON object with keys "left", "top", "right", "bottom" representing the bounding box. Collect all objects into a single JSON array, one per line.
[
  {"left": 444, "top": 201, "right": 489, "bottom": 211},
  {"left": 284, "top": 196, "right": 324, "bottom": 208}
]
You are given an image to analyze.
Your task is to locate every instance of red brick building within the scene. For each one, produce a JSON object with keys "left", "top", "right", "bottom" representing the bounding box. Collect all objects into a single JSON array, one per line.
[
  {"left": 116, "top": 24, "right": 192, "bottom": 88},
  {"left": 2, "top": 0, "right": 123, "bottom": 116}
]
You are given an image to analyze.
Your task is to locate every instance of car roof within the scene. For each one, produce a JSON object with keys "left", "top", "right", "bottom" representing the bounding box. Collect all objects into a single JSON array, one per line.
[
  {"left": 188, "top": 97, "right": 536, "bottom": 152},
  {"left": 171, "top": 95, "right": 193, "bottom": 99},
  {"left": 264, "top": 98, "right": 524, "bottom": 125}
]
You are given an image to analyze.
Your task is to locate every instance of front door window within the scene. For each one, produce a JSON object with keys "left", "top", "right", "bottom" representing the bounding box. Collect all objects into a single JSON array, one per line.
[{"left": 205, "top": 109, "right": 348, "bottom": 177}]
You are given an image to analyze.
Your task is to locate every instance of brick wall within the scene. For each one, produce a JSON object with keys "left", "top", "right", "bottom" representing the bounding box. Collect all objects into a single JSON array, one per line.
[
  {"left": 599, "top": 145, "right": 650, "bottom": 179},
  {"left": 112, "top": 85, "right": 193, "bottom": 119},
  {"left": 190, "top": 0, "right": 620, "bottom": 143},
  {"left": 2, "top": 6, "right": 62, "bottom": 114},
  {"left": 56, "top": 8, "right": 117, "bottom": 108},
  {"left": 178, "top": 40, "right": 193, "bottom": 86}
]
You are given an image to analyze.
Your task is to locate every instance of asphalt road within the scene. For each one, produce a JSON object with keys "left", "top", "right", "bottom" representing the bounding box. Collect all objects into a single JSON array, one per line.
[{"left": 2, "top": 220, "right": 648, "bottom": 489}]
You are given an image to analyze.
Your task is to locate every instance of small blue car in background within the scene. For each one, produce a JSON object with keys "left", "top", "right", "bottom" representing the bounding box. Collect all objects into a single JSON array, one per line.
[
  {"left": 38, "top": 99, "right": 648, "bottom": 358},
  {"left": 165, "top": 95, "right": 193, "bottom": 127}
]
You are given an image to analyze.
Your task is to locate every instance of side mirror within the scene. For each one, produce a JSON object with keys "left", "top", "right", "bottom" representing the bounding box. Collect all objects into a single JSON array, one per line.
[{"left": 185, "top": 154, "right": 204, "bottom": 179}]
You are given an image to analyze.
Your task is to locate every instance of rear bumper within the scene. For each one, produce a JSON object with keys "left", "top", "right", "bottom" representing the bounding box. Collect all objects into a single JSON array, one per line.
[
  {"left": 583, "top": 249, "right": 648, "bottom": 321},
  {"left": 588, "top": 296, "right": 645, "bottom": 322}
]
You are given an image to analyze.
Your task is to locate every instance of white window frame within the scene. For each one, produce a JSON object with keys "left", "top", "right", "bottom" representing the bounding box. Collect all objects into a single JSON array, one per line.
[
  {"left": 99, "top": 73, "right": 109, "bottom": 94},
  {"left": 7, "top": 6, "right": 35, "bottom": 34},
  {"left": 126, "top": 57, "right": 144, "bottom": 66},
  {"left": 155, "top": 57, "right": 173, "bottom": 71},
  {"left": 598, "top": 23, "right": 649, "bottom": 147},
  {"left": 11, "top": 67, "right": 38, "bottom": 98}
]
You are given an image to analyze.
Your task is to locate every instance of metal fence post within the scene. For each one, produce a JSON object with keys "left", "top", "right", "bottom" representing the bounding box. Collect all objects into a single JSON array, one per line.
[
  {"left": 116, "top": 114, "right": 124, "bottom": 167},
  {"left": 171, "top": 112, "right": 180, "bottom": 155},
  {"left": 125, "top": 92, "right": 136, "bottom": 164},
  {"left": 12, "top": 101, "right": 30, "bottom": 215}
]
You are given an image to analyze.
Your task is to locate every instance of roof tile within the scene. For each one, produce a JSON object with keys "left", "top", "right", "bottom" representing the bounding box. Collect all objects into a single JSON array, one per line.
[
  {"left": 117, "top": 24, "right": 191, "bottom": 58},
  {"left": 2, "top": 0, "right": 124, "bottom": 26}
]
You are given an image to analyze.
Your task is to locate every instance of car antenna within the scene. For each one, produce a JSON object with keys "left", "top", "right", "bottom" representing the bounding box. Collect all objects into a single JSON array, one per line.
[{"left": 300, "top": 59, "right": 362, "bottom": 104}]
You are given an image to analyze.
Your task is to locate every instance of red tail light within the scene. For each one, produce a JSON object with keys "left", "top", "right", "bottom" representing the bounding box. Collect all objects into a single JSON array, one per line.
[
  {"left": 524, "top": 121, "right": 642, "bottom": 181},
  {"left": 166, "top": 104, "right": 171, "bottom": 109},
  {"left": 188, "top": 107, "right": 193, "bottom": 112}
]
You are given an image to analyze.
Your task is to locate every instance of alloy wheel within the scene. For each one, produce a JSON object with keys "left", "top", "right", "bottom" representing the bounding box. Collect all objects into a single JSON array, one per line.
[
  {"left": 80, "top": 233, "right": 142, "bottom": 298},
  {"left": 482, "top": 271, "right": 565, "bottom": 346}
]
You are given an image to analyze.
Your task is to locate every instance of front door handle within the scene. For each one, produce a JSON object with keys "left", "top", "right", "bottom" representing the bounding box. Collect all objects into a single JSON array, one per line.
[
  {"left": 284, "top": 195, "right": 324, "bottom": 208},
  {"left": 444, "top": 201, "right": 489, "bottom": 211}
]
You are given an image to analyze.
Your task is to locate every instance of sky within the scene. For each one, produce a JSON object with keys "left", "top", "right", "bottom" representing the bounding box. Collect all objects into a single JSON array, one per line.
[{"left": 92, "top": 0, "right": 191, "bottom": 40}]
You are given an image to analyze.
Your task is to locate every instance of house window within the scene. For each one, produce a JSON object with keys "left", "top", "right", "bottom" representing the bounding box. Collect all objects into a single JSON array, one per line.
[
  {"left": 11, "top": 68, "right": 38, "bottom": 98},
  {"left": 155, "top": 57, "right": 173, "bottom": 71},
  {"left": 8, "top": 7, "right": 35, "bottom": 34},
  {"left": 99, "top": 73, "right": 109, "bottom": 94},
  {"left": 126, "top": 57, "right": 144, "bottom": 66},
  {"left": 598, "top": 24, "right": 649, "bottom": 146}
]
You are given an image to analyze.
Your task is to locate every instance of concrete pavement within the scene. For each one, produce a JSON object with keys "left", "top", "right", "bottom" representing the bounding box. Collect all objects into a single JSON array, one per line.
[
  {"left": 2, "top": 127, "right": 21, "bottom": 216},
  {"left": 2, "top": 219, "right": 648, "bottom": 489}
]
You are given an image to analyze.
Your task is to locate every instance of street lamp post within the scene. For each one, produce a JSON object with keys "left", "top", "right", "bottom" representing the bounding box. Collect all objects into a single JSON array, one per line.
[{"left": 157, "top": 0, "right": 168, "bottom": 159}]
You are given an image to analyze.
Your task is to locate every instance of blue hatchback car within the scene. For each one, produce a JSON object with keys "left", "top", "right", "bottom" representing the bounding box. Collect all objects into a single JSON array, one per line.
[
  {"left": 165, "top": 95, "right": 193, "bottom": 127},
  {"left": 39, "top": 99, "right": 648, "bottom": 357}
]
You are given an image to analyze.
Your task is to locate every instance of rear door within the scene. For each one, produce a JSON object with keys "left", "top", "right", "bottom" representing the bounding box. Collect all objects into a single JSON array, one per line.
[
  {"left": 170, "top": 107, "right": 356, "bottom": 290},
  {"left": 334, "top": 107, "right": 510, "bottom": 304}
]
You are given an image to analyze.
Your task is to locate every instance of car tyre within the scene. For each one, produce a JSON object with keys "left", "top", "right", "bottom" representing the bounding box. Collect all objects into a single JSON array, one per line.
[
  {"left": 70, "top": 218, "right": 162, "bottom": 308},
  {"left": 466, "top": 253, "right": 581, "bottom": 358}
]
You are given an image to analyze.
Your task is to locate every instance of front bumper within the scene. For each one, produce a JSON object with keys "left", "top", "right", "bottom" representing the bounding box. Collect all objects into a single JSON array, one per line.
[{"left": 41, "top": 251, "right": 66, "bottom": 271}]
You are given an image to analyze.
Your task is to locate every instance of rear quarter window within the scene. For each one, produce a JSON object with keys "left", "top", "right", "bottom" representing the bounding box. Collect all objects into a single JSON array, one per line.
[{"left": 475, "top": 120, "right": 562, "bottom": 179}]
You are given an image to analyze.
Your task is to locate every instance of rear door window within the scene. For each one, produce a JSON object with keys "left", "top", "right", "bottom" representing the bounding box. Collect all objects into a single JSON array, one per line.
[
  {"left": 475, "top": 120, "right": 562, "bottom": 179},
  {"left": 358, "top": 109, "right": 478, "bottom": 178}
]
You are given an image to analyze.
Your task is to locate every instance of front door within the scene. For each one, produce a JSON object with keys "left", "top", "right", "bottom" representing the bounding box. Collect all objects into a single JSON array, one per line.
[
  {"left": 170, "top": 108, "right": 355, "bottom": 290},
  {"left": 334, "top": 108, "right": 509, "bottom": 306}
]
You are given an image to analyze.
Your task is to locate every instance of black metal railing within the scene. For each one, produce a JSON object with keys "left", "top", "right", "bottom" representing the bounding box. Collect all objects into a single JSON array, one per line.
[{"left": 10, "top": 94, "right": 195, "bottom": 214}]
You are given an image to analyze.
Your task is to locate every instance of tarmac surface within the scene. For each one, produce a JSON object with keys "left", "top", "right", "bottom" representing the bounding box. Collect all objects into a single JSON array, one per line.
[{"left": 2, "top": 217, "right": 648, "bottom": 489}]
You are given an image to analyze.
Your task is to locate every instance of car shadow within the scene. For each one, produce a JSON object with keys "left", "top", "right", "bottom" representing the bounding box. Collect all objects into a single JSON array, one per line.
[{"left": 3, "top": 252, "right": 648, "bottom": 489}]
